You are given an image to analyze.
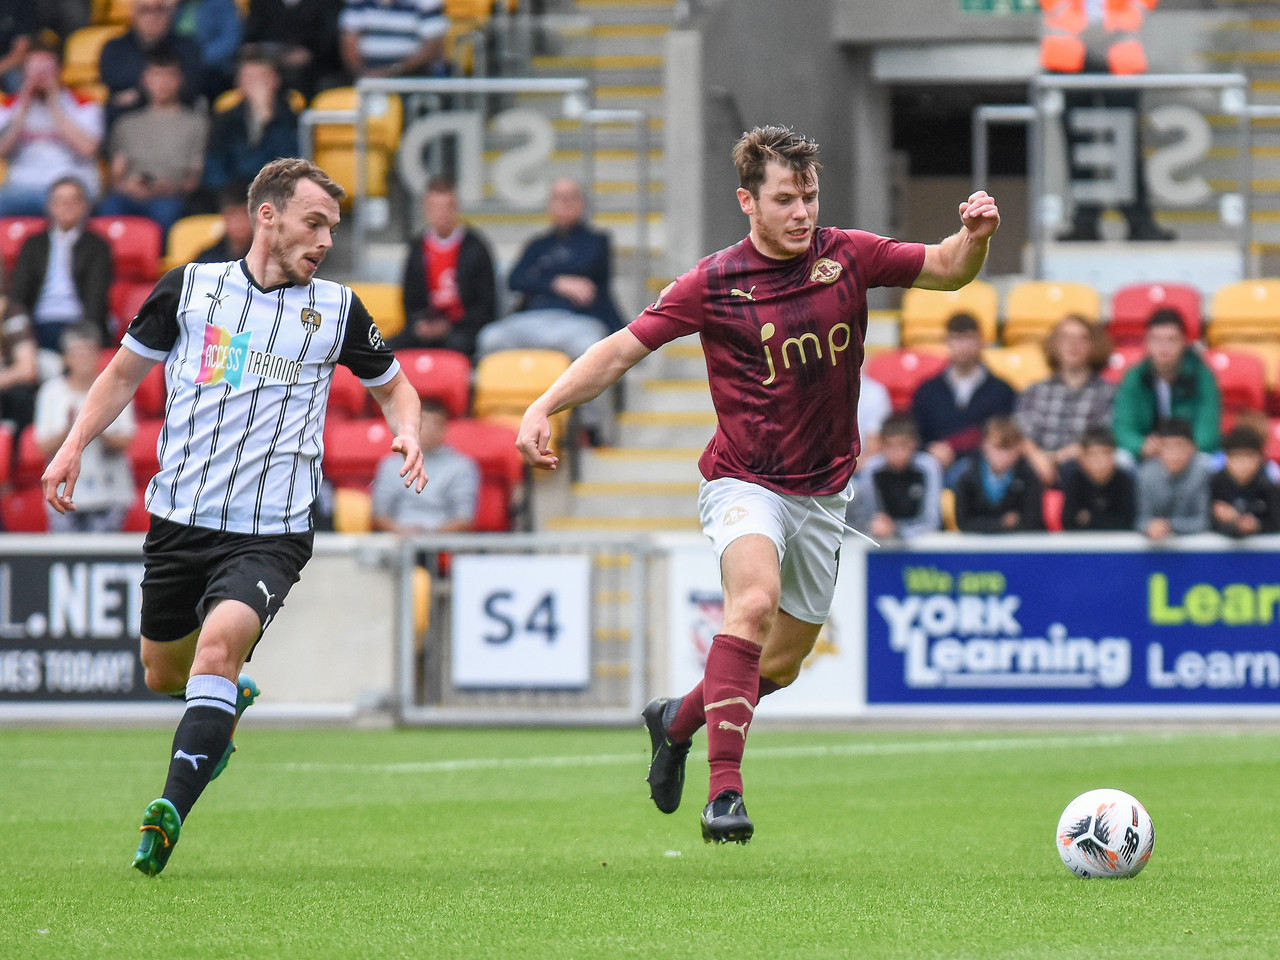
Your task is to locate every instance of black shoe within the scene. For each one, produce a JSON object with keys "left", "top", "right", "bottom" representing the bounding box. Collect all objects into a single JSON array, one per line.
[
  {"left": 1127, "top": 223, "right": 1176, "bottom": 242},
  {"left": 1056, "top": 224, "right": 1101, "bottom": 243},
  {"left": 701, "top": 790, "right": 753, "bottom": 844},
  {"left": 643, "top": 696, "right": 691, "bottom": 814}
]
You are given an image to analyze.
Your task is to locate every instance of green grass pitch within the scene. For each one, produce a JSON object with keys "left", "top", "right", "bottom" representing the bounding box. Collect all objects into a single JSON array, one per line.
[{"left": 4, "top": 724, "right": 1279, "bottom": 959}]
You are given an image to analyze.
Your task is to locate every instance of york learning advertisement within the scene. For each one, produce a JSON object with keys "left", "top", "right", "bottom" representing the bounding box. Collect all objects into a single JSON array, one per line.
[{"left": 866, "top": 549, "right": 1280, "bottom": 705}]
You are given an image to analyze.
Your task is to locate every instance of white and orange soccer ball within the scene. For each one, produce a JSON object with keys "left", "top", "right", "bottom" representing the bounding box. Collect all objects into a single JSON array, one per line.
[{"left": 1055, "top": 788, "right": 1155, "bottom": 879}]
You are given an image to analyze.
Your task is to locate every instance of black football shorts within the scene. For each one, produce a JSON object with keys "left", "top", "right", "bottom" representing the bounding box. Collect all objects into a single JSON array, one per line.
[{"left": 140, "top": 515, "right": 314, "bottom": 650}]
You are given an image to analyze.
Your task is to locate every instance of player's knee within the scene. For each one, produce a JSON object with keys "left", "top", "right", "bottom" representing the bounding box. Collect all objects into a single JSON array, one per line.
[
  {"left": 728, "top": 586, "right": 779, "bottom": 637},
  {"left": 141, "top": 659, "right": 185, "bottom": 695}
]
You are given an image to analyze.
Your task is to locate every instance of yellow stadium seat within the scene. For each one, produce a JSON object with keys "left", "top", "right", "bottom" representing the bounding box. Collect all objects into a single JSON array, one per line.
[
  {"left": 899, "top": 279, "right": 998, "bottom": 346},
  {"left": 92, "top": 0, "right": 132, "bottom": 24},
  {"left": 1207, "top": 279, "right": 1280, "bottom": 345},
  {"left": 982, "top": 343, "right": 1052, "bottom": 392},
  {"left": 444, "top": 0, "right": 496, "bottom": 18},
  {"left": 940, "top": 488, "right": 959, "bottom": 532},
  {"left": 332, "top": 486, "right": 373, "bottom": 533},
  {"left": 1002, "top": 280, "right": 1100, "bottom": 346},
  {"left": 62, "top": 24, "right": 126, "bottom": 88},
  {"left": 349, "top": 282, "right": 405, "bottom": 339},
  {"left": 473, "top": 349, "right": 571, "bottom": 443},
  {"left": 214, "top": 88, "right": 307, "bottom": 114},
  {"left": 164, "top": 214, "right": 224, "bottom": 273},
  {"left": 309, "top": 87, "right": 403, "bottom": 201}
]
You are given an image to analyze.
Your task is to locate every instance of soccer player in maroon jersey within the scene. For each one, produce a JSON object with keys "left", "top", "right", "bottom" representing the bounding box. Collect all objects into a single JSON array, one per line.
[{"left": 516, "top": 126, "right": 999, "bottom": 844}]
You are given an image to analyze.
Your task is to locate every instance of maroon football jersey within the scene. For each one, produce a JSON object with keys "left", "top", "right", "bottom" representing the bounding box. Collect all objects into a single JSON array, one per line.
[{"left": 629, "top": 227, "right": 925, "bottom": 495}]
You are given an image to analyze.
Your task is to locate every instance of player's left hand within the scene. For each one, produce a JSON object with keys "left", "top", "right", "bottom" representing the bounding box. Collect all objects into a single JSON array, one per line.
[
  {"left": 959, "top": 191, "right": 1000, "bottom": 239},
  {"left": 392, "top": 434, "right": 428, "bottom": 492}
]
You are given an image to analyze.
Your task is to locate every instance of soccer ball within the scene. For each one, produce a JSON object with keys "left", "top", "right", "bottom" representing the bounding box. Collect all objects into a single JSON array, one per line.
[{"left": 1055, "top": 788, "right": 1155, "bottom": 879}]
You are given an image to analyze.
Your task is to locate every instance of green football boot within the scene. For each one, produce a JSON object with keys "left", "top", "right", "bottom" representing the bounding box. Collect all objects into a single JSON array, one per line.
[
  {"left": 132, "top": 798, "right": 181, "bottom": 876},
  {"left": 209, "top": 674, "right": 260, "bottom": 781}
]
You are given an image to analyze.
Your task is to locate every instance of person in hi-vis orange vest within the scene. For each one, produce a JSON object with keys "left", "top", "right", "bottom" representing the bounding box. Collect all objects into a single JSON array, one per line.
[{"left": 1041, "top": 0, "right": 1175, "bottom": 242}]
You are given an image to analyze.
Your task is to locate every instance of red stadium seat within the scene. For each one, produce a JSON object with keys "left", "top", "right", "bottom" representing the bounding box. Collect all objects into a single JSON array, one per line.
[
  {"left": 328, "top": 364, "right": 370, "bottom": 419},
  {"left": 109, "top": 279, "right": 156, "bottom": 341},
  {"left": 1100, "top": 344, "right": 1146, "bottom": 385},
  {"left": 1042, "top": 488, "right": 1065, "bottom": 533},
  {"left": 396, "top": 348, "right": 472, "bottom": 419},
  {"left": 0, "top": 216, "right": 47, "bottom": 276},
  {"left": 863, "top": 348, "right": 949, "bottom": 412},
  {"left": 1206, "top": 349, "right": 1267, "bottom": 415},
  {"left": 1266, "top": 418, "right": 1280, "bottom": 464},
  {"left": 1109, "top": 282, "right": 1202, "bottom": 345},
  {"left": 127, "top": 418, "right": 164, "bottom": 487},
  {"left": 133, "top": 363, "right": 167, "bottom": 419},
  {"left": 89, "top": 215, "right": 162, "bottom": 282},
  {"left": 122, "top": 492, "right": 151, "bottom": 532},
  {"left": 444, "top": 417, "right": 524, "bottom": 531},
  {"left": 13, "top": 424, "right": 45, "bottom": 487},
  {"left": 1, "top": 485, "right": 48, "bottom": 532},
  {"left": 322, "top": 418, "right": 394, "bottom": 487},
  {"left": 0, "top": 421, "right": 13, "bottom": 485}
]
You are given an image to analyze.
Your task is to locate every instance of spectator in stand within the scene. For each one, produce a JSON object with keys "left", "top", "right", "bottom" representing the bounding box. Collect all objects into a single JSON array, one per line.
[
  {"left": 371, "top": 397, "right": 478, "bottom": 534},
  {"left": 10, "top": 176, "right": 113, "bottom": 358},
  {"left": 202, "top": 46, "right": 299, "bottom": 198},
  {"left": 194, "top": 183, "right": 253, "bottom": 262},
  {"left": 339, "top": 0, "right": 449, "bottom": 81},
  {"left": 172, "top": 0, "right": 242, "bottom": 99},
  {"left": 953, "top": 415, "right": 1044, "bottom": 533},
  {"left": 909, "top": 311, "right": 1016, "bottom": 485},
  {"left": 33, "top": 323, "right": 136, "bottom": 531},
  {"left": 242, "top": 0, "right": 347, "bottom": 99},
  {"left": 0, "top": 295, "right": 39, "bottom": 435},
  {"left": 0, "top": 7, "right": 36, "bottom": 94},
  {"left": 1016, "top": 313, "right": 1116, "bottom": 487},
  {"left": 850, "top": 412, "right": 942, "bottom": 541},
  {"left": 1112, "top": 308, "right": 1220, "bottom": 462},
  {"left": 97, "top": 48, "right": 209, "bottom": 238},
  {"left": 1134, "top": 416, "right": 1210, "bottom": 541},
  {"left": 98, "top": 0, "right": 202, "bottom": 129},
  {"left": 856, "top": 374, "right": 893, "bottom": 463},
  {"left": 1208, "top": 408, "right": 1280, "bottom": 484},
  {"left": 1060, "top": 425, "right": 1135, "bottom": 531},
  {"left": 0, "top": 40, "right": 103, "bottom": 215},
  {"left": 393, "top": 175, "right": 496, "bottom": 359},
  {"left": 1210, "top": 424, "right": 1280, "bottom": 539}
]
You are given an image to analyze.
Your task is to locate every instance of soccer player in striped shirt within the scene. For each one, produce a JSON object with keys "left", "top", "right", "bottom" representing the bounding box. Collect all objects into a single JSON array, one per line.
[
  {"left": 517, "top": 126, "right": 999, "bottom": 844},
  {"left": 41, "top": 158, "right": 429, "bottom": 875}
]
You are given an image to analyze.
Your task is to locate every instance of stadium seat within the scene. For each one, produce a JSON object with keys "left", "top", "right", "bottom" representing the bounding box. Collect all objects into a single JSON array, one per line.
[
  {"left": 899, "top": 280, "right": 998, "bottom": 346},
  {"left": 308, "top": 87, "right": 403, "bottom": 200},
  {"left": 349, "top": 282, "right": 405, "bottom": 340},
  {"left": 127, "top": 419, "right": 165, "bottom": 486},
  {"left": 1266, "top": 418, "right": 1280, "bottom": 463},
  {"left": 91, "top": 0, "right": 133, "bottom": 25},
  {"left": 13, "top": 424, "right": 44, "bottom": 487},
  {"left": 89, "top": 215, "right": 162, "bottom": 282},
  {"left": 322, "top": 418, "right": 394, "bottom": 487},
  {"left": 1042, "top": 488, "right": 1065, "bottom": 533},
  {"left": 122, "top": 492, "right": 151, "bottom": 532},
  {"left": 332, "top": 486, "right": 373, "bottom": 533},
  {"left": 1, "top": 485, "right": 48, "bottom": 533},
  {"left": 214, "top": 88, "right": 307, "bottom": 114},
  {"left": 163, "top": 214, "right": 224, "bottom": 273},
  {"left": 0, "top": 421, "right": 12, "bottom": 485},
  {"left": 981, "top": 343, "right": 1051, "bottom": 392},
  {"left": 133, "top": 363, "right": 168, "bottom": 420},
  {"left": 61, "top": 24, "right": 126, "bottom": 87},
  {"left": 1108, "top": 282, "right": 1202, "bottom": 345},
  {"left": 1002, "top": 281, "right": 1100, "bottom": 346},
  {"left": 1214, "top": 340, "right": 1280, "bottom": 396},
  {"left": 444, "top": 417, "right": 524, "bottom": 531},
  {"left": 862, "top": 347, "right": 949, "bottom": 412},
  {"left": 473, "top": 349, "right": 571, "bottom": 421},
  {"left": 396, "top": 348, "right": 472, "bottom": 418},
  {"left": 1205, "top": 348, "right": 1267, "bottom": 415},
  {"left": 109, "top": 279, "right": 155, "bottom": 341},
  {"left": 1207, "top": 279, "right": 1280, "bottom": 345},
  {"left": 0, "top": 216, "right": 47, "bottom": 276},
  {"left": 939, "top": 488, "right": 959, "bottom": 532},
  {"left": 328, "top": 363, "right": 371, "bottom": 419},
  {"left": 1101, "top": 343, "right": 1146, "bottom": 385}
]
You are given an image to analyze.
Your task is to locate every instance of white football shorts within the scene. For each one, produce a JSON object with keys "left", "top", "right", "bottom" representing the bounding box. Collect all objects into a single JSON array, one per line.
[{"left": 697, "top": 476, "right": 852, "bottom": 624}]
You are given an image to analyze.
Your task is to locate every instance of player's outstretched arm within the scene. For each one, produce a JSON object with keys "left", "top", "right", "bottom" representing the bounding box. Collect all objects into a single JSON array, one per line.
[
  {"left": 914, "top": 190, "right": 1000, "bottom": 291},
  {"left": 517, "top": 328, "right": 651, "bottom": 470},
  {"left": 369, "top": 370, "right": 428, "bottom": 492},
  {"left": 42, "top": 346, "right": 156, "bottom": 514}
]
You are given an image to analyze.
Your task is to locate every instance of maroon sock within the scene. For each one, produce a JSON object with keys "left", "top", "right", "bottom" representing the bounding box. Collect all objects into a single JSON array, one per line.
[
  {"left": 667, "top": 680, "right": 705, "bottom": 742},
  {"left": 703, "top": 633, "right": 762, "bottom": 800},
  {"left": 758, "top": 676, "right": 782, "bottom": 698}
]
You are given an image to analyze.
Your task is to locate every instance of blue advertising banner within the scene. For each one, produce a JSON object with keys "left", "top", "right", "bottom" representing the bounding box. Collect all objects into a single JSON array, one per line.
[{"left": 866, "top": 550, "right": 1280, "bottom": 704}]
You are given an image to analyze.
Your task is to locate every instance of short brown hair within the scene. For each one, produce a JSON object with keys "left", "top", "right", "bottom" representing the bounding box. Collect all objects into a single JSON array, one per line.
[
  {"left": 732, "top": 125, "right": 821, "bottom": 198},
  {"left": 1045, "top": 313, "right": 1112, "bottom": 375},
  {"left": 247, "top": 158, "right": 345, "bottom": 221},
  {"left": 426, "top": 174, "right": 456, "bottom": 195},
  {"left": 983, "top": 415, "right": 1023, "bottom": 448}
]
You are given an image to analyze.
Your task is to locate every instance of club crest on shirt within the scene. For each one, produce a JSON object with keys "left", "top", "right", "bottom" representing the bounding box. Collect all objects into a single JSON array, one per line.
[
  {"left": 300, "top": 307, "right": 322, "bottom": 332},
  {"left": 723, "top": 506, "right": 748, "bottom": 526},
  {"left": 810, "top": 258, "right": 842, "bottom": 284}
]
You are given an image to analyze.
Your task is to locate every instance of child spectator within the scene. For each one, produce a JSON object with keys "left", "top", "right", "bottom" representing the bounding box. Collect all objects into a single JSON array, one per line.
[
  {"left": 371, "top": 398, "right": 478, "bottom": 534},
  {"left": 1134, "top": 416, "right": 1210, "bottom": 541},
  {"left": 1210, "top": 425, "right": 1280, "bottom": 538},
  {"left": 953, "top": 415, "right": 1044, "bottom": 533},
  {"left": 1060, "top": 425, "right": 1136, "bottom": 531},
  {"left": 850, "top": 412, "right": 942, "bottom": 541}
]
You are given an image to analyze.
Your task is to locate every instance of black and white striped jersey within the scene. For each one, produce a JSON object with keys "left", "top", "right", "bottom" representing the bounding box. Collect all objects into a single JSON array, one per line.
[{"left": 122, "top": 260, "right": 401, "bottom": 535}]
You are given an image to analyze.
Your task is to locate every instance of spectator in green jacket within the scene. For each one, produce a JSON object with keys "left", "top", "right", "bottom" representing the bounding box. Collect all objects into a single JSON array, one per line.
[{"left": 1111, "top": 309, "right": 1220, "bottom": 461}]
